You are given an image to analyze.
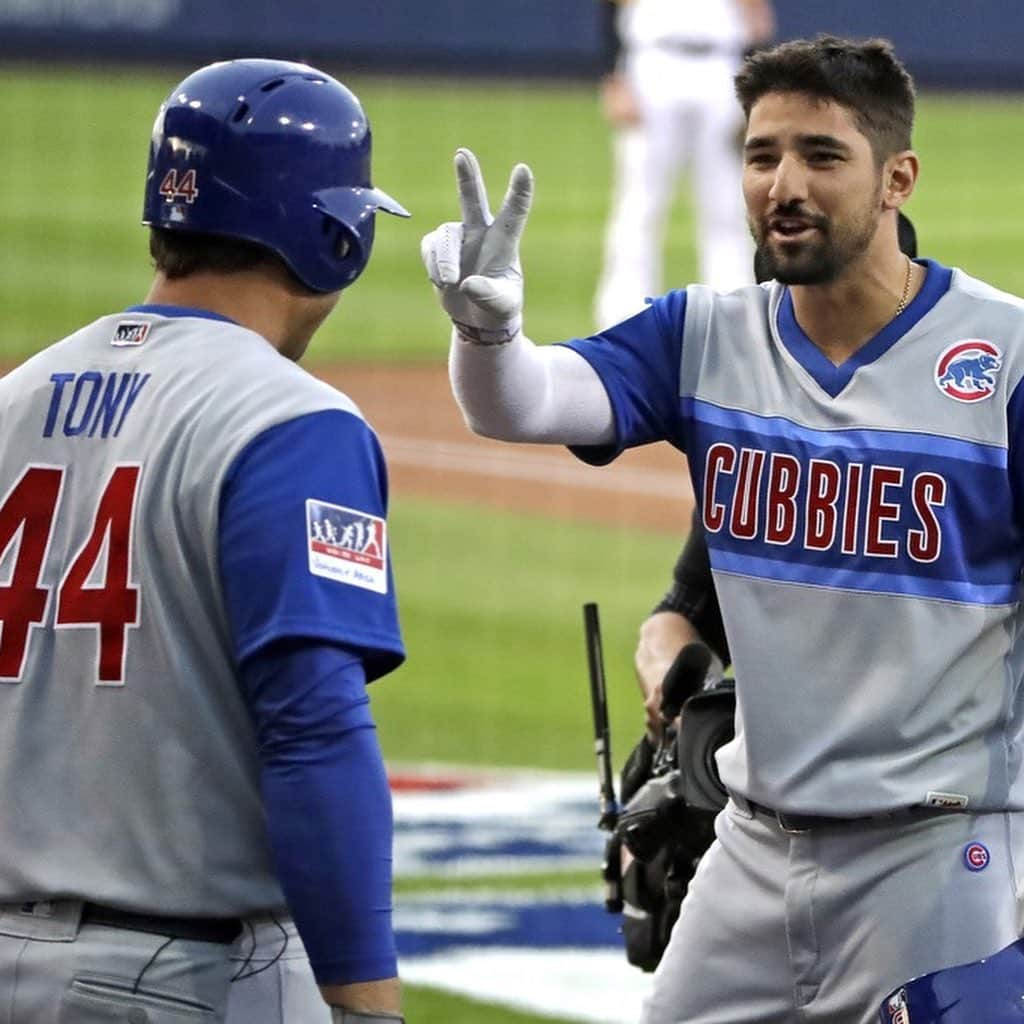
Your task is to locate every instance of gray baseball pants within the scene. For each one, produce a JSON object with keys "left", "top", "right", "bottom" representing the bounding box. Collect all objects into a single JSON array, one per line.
[
  {"left": 0, "top": 902, "right": 332, "bottom": 1023},
  {"left": 641, "top": 799, "right": 1024, "bottom": 1024}
]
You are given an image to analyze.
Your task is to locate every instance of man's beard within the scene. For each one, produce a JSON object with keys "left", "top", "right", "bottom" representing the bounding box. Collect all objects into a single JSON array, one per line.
[{"left": 751, "top": 199, "right": 880, "bottom": 286}]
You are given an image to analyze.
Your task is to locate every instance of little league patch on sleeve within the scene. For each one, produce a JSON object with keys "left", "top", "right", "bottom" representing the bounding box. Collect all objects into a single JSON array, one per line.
[{"left": 306, "top": 498, "right": 387, "bottom": 594}]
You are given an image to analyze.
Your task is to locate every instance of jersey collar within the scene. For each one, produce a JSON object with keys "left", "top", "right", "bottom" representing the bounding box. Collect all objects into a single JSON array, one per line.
[
  {"left": 775, "top": 258, "right": 954, "bottom": 398},
  {"left": 125, "top": 304, "right": 239, "bottom": 325}
]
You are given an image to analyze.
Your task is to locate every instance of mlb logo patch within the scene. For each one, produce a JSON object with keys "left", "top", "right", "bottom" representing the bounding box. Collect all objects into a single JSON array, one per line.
[
  {"left": 934, "top": 339, "right": 1002, "bottom": 402},
  {"left": 306, "top": 499, "right": 387, "bottom": 594},
  {"left": 924, "top": 790, "right": 969, "bottom": 809},
  {"left": 111, "top": 320, "right": 151, "bottom": 347}
]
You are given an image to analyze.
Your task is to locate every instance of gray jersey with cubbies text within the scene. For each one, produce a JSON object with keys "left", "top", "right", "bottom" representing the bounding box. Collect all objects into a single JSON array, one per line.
[{"left": 568, "top": 260, "right": 1024, "bottom": 815}]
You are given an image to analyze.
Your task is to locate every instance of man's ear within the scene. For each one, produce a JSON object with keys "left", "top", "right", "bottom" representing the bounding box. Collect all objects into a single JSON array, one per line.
[{"left": 883, "top": 150, "right": 920, "bottom": 211}]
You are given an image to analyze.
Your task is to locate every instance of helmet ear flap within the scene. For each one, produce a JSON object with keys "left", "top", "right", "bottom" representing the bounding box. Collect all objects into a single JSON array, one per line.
[
  {"left": 334, "top": 228, "right": 352, "bottom": 262},
  {"left": 320, "top": 214, "right": 373, "bottom": 290}
]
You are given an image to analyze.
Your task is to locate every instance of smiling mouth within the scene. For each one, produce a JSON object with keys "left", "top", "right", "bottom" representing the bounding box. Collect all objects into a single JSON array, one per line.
[{"left": 768, "top": 219, "right": 818, "bottom": 241}]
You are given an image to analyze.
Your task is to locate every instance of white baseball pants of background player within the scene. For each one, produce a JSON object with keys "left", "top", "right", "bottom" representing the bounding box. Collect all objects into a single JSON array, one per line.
[
  {"left": 594, "top": 45, "right": 754, "bottom": 330},
  {"left": 640, "top": 800, "right": 1024, "bottom": 1024}
]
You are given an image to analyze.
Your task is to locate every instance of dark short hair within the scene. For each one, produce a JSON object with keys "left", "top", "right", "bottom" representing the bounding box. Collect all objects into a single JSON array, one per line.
[
  {"left": 149, "top": 227, "right": 296, "bottom": 283},
  {"left": 735, "top": 35, "right": 915, "bottom": 162}
]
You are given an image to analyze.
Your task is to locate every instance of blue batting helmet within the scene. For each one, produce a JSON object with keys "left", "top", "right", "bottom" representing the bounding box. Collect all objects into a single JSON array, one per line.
[
  {"left": 878, "top": 937, "right": 1024, "bottom": 1023},
  {"left": 142, "top": 58, "right": 409, "bottom": 293}
]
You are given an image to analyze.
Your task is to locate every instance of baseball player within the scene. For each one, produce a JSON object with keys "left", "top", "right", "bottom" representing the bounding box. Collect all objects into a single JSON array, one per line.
[
  {"left": 423, "top": 35, "right": 1024, "bottom": 1024},
  {"left": 0, "top": 59, "right": 409, "bottom": 1023},
  {"left": 637, "top": 212, "right": 920, "bottom": 739},
  {"left": 594, "top": 0, "right": 775, "bottom": 329}
]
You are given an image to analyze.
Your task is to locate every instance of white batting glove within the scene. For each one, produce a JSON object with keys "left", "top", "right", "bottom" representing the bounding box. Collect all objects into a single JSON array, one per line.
[{"left": 421, "top": 147, "right": 534, "bottom": 345}]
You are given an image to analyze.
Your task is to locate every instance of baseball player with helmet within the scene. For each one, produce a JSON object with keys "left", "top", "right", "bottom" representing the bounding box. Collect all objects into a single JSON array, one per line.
[
  {"left": 423, "top": 34, "right": 1024, "bottom": 1024},
  {"left": 0, "top": 59, "right": 408, "bottom": 1023}
]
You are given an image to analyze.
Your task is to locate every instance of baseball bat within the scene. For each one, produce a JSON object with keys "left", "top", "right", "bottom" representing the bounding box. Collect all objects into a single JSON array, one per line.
[{"left": 583, "top": 601, "right": 619, "bottom": 831}]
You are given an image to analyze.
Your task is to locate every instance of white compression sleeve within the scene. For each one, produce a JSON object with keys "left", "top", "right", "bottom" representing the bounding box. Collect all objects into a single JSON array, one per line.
[{"left": 448, "top": 329, "right": 616, "bottom": 446}]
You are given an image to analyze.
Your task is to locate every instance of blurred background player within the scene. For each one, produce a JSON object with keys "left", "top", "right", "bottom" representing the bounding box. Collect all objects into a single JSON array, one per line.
[
  {"left": 637, "top": 211, "right": 919, "bottom": 736},
  {"left": 0, "top": 59, "right": 408, "bottom": 1024},
  {"left": 593, "top": 0, "right": 775, "bottom": 328}
]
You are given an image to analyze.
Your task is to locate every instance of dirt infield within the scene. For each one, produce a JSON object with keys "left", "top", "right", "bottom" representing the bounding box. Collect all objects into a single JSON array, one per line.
[{"left": 322, "top": 363, "right": 695, "bottom": 534}]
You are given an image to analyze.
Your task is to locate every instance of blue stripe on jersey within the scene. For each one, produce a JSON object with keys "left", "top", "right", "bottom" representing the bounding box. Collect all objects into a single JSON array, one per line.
[
  {"left": 775, "top": 260, "right": 953, "bottom": 398},
  {"left": 124, "top": 304, "right": 238, "bottom": 324},
  {"left": 1008, "top": 377, "right": 1024, "bottom": 535},
  {"left": 686, "top": 401, "right": 1023, "bottom": 603},
  {"left": 686, "top": 398, "right": 1007, "bottom": 468},
  {"left": 219, "top": 410, "right": 405, "bottom": 679},
  {"left": 713, "top": 550, "right": 1020, "bottom": 605},
  {"left": 240, "top": 639, "right": 397, "bottom": 984}
]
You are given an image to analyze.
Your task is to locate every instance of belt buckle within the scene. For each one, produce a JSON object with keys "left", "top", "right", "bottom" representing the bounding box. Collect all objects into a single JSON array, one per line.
[{"left": 776, "top": 811, "right": 810, "bottom": 835}]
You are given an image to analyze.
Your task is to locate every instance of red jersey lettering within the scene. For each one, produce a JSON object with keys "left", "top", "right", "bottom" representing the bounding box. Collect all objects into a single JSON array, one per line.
[
  {"left": 865, "top": 466, "right": 904, "bottom": 558},
  {"left": 730, "top": 448, "right": 765, "bottom": 540},
  {"left": 908, "top": 473, "right": 947, "bottom": 563},
  {"left": 765, "top": 453, "right": 800, "bottom": 545},
  {"left": 704, "top": 443, "right": 735, "bottom": 533},
  {"left": 805, "top": 460, "right": 841, "bottom": 551}
]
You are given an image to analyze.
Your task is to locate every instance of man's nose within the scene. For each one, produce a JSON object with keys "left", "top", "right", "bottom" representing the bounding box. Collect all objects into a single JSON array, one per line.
[{"left": 768, "top": 155, "right": 809, "bottom": 205}]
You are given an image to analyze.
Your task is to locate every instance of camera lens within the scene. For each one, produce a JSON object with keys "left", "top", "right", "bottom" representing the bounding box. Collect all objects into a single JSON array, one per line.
[{"left": 703, "top": 720, "right": 733, "bottom": 799}]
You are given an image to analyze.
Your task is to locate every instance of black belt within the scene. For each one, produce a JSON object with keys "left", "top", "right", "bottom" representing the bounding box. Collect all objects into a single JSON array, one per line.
[
  {"left": 81, "top": 903, "right": 243, "bottom": 945},
  {"left": 655, "top": 40, "right": 742, "bottom": 58},
  {"left": 744, "top": 800, "right": 956, "bottom": 835}
]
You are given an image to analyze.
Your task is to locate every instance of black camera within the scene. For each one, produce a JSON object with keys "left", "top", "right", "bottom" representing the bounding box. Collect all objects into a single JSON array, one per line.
[
  {"left": 616, "top": 677, "right": 735, "bottom": 863},
  {"left": 583, "top": 609, "right": 737, "bottom": 973},
  {"left": 613, "top": 676, "right": 736, "bottom": 972},
  {"left": 673, "top": 680, "right": 735, "bottom": 813}
]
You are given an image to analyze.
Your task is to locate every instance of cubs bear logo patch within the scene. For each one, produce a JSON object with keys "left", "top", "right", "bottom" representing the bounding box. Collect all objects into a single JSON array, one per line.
[
  {"left": 934, "top": 340, "right": 1002, "bottom": 403},
  {"left": 306, "top": 498, "right": 387, "bottom": 593}
]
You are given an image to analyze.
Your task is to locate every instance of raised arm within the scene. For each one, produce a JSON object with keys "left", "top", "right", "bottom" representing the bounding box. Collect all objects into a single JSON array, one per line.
[{"left": 422, "top": 148, "right": 615, "bottom": 445}]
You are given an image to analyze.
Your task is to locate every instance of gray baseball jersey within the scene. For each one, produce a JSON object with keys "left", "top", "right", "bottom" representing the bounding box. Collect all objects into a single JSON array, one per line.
[
  {"left": 0, "top": 308, "right": 402, "bottom": 916},
  {"left": 568, "top": 260, "right": 1024, "bottom": 815}
]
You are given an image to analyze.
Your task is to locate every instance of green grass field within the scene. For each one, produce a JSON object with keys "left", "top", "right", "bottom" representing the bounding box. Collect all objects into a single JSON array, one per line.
[
  {"left": 1, "top": 66, "right": 1023, "bottom": 361},
  {"left": 3, "top": 65, "right": 1023, "bottom": 1023},
  {"left": 376, "top": 496, "right": 682, "bottom": 770}
]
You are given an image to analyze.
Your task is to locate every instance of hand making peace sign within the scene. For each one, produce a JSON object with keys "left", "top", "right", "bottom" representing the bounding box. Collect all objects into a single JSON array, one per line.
[{"left": 421, "top": 148, "right": 534, "bottom": 344}]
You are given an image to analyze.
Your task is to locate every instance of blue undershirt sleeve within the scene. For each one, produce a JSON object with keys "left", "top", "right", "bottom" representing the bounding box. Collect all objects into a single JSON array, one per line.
[{"left": 239, "top": 636, "right": 396, "bottom": 985}]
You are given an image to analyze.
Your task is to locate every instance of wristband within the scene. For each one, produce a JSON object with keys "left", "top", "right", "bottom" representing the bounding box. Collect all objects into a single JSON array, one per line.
[{"left": 452, "top": 318, "right": 521, "bottom": 346}]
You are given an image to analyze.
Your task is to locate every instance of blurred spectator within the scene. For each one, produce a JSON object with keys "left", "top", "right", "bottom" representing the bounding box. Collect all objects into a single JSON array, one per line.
[{"left": 594, "top": 0, "right": 775, "bottom": 328}]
